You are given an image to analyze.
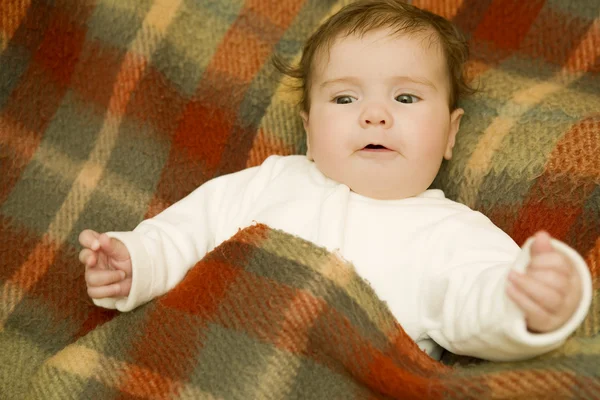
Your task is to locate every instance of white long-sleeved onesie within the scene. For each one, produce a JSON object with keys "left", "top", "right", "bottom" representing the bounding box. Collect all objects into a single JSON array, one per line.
[{"left": 95, "top": 155, "right": 593, "bottom": 361}]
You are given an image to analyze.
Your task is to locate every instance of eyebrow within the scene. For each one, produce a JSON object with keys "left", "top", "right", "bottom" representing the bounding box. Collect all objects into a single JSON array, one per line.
[{"left": 320, "top": 75, "right": 438, "bottom": 91}]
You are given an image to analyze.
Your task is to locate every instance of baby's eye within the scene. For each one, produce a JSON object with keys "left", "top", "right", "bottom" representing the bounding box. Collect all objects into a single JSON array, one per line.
[
  {"left": 334, "top": 96, "right": 355, "bottom": 104},
  {"left": 395, "top": 94, "right": 420, "bottom": 104}
]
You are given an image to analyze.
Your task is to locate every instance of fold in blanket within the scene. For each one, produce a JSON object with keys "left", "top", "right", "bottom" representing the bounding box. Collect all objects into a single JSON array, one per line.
[{"left": 8, "top": 225, "right": 597, "bottom": 399}]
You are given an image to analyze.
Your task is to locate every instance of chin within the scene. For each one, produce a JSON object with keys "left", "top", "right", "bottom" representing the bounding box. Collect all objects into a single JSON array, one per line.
[
  {"left": 349, "top": 183, "right": 417, "bottom": 200},
  {"left": 348, "top": 174, "right": 434, "bottom": 200}
]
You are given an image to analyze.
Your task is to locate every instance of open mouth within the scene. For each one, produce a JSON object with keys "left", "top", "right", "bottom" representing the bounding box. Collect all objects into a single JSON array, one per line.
[{"left": 362, "top": 144, "right": 390, "bottom": 151}]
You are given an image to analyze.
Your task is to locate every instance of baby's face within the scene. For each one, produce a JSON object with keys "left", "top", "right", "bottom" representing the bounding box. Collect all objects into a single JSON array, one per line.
[{"left": 302, "top": 28, "right": 463, "bottom": 200}]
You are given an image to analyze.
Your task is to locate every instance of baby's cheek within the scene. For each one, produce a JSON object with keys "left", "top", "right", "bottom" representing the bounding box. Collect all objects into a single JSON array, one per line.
[
  {"left": 310, "top": 132, "right": 333, "bottom": 157},
  {"left": 410, "top": 128, "right": 448, "bottom": 154}
]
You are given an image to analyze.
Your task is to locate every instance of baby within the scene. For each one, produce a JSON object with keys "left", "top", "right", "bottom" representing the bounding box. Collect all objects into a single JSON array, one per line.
[{"left": 79, "top": 0, "right": 592, "bottom": 362}]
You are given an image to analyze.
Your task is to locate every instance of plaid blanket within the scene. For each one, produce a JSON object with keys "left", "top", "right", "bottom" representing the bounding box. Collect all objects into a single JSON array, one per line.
[
  {"left": 6, "top": 224, "right": 599, "bottom": 399},
  {"left": 1, "top": 0, "right": 599, "bottom": 398}
]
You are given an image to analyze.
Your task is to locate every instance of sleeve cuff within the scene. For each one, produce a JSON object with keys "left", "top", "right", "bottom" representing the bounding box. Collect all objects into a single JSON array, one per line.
[
  {"left": 92, "top": 231, "right": 155, "bottom": 312},
  {"left": 503, "top": 237, "right": 593, "bottom": 350}
]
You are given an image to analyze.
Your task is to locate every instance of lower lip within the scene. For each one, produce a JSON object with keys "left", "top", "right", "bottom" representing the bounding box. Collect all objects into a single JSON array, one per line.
[
  {"left": 361, "top": 147, "right": 392, "bottom": 152},
  {"left": 357, "top": 148, "right": 398, "bottom": 159}
]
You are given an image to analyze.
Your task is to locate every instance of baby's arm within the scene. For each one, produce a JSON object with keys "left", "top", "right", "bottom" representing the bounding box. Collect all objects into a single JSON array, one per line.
[
  {"left": 80, "top": 181, "right": 224, "bottom": 312},
  {"left": 80, "top": 156, "right": 284, "bottom": 312},
  {"left": 421, "top": 213, "right": 592, "bottom": 362}
]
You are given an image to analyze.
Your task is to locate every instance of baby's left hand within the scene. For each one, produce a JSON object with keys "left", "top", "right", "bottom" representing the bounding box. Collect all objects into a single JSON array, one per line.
[{"left": 506, "top": 231, "right": 582, "bottom": 333}]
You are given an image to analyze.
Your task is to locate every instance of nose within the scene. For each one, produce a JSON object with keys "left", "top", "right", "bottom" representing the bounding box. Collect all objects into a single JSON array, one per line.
[{"left": 360, "top": 103, "right": 393, "bottom": 129}]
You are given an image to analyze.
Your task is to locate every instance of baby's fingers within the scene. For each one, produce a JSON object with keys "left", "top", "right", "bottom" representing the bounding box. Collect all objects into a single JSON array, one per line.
[
  {"left": 87, "top": 279, "right": 132, "bottom": 299},
  {"left": 530, "top": 231, "right": 554, "bottom": 256},
  {"left": 508, "top": 271, "right": 565, "bottom": 313},
  {"left": 506, "top": 279, "right": 550, "bottom": 318},
  {"left": 79, "top": 229, "right": 101, "bottom": 250},
  {"left": 86, "top": 269, "right": 126, "bottom": 287},
  {"left": 505, "top": 281, "right": 561, "bottom": 332},
  {"left": 79, "top": 249, "right": 97, "bottom": 268},
  {"left": 530, "top": 251, "right": 572, "bottom": 276},
  {"left": 525, "top": 267, "right": 571, "bottom": 295}
]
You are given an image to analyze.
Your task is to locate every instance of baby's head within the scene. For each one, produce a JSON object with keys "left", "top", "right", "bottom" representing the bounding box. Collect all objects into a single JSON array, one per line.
[{"left": 277, "top": 0, "right": 475, "bottom": 200}]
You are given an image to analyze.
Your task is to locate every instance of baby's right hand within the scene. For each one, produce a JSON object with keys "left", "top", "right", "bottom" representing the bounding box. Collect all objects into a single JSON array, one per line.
[{"left": 78, "top": 230, "right": 132, "bottom": 299}]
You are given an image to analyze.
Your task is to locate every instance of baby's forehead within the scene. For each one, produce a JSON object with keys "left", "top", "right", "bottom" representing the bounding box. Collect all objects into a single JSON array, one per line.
[
  {"left": 310, "top": 27, "right": 446, "bottom": 67},
  {"left": 310, "top": 28, "right": 447, "bottom": 78}
]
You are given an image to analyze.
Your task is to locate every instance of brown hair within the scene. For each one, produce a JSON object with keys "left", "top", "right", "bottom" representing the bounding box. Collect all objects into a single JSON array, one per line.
[{"left": 273, "top": 0, "right": 475, "bottom": 113}]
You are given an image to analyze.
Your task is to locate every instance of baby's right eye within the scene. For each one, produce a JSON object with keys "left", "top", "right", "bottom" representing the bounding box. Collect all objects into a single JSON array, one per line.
[{"left": 334, "top": 96, "right": 355, "bottom": 104}]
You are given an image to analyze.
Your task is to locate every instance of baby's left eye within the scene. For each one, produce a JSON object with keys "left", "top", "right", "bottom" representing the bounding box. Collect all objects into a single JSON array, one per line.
[{"left": 395, "top": 94, "right": 420, "bottom": 104}]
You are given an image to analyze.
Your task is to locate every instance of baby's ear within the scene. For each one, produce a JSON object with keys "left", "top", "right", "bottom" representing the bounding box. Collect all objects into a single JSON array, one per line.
[
  {"left": 444, "top": 108, "right": 464, "bottom": 160},
  {"left": 300, "top": 111, "right": 309, "bottom": 131},
  {"left": 300, "top": 111, "right": 312, "bottom": 160}
]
